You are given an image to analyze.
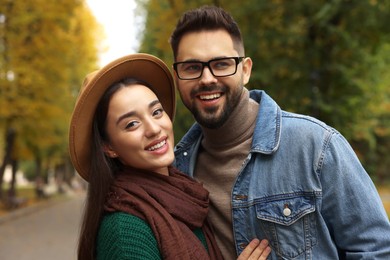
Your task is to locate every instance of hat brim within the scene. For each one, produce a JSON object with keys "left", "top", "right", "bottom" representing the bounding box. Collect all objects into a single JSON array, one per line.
[{"left": 69, "top": 53, "right": 175, "bottom": 181}]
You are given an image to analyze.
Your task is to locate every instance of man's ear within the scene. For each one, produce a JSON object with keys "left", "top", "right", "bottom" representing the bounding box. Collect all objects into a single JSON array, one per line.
[
  {"left": 242, "top": 57, "right": 253, "bottom": 85},
  {"left": 102, "top": 144, "right": 118, "bottom": 158}
]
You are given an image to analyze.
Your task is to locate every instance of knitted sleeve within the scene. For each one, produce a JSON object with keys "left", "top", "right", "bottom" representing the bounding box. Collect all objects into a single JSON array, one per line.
[{"left": 96, "top": 212, "right": 162, "bottom": 260}]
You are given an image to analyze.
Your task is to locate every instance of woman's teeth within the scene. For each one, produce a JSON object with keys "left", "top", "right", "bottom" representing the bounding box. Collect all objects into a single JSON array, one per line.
[{"left": 148, "top": 140, "right": 166, "bottom": 151}]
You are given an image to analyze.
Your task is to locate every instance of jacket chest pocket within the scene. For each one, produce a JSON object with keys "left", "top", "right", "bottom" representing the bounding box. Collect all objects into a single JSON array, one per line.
[{"left": 255, "top": 195, "right": 318, "bottom": 259}]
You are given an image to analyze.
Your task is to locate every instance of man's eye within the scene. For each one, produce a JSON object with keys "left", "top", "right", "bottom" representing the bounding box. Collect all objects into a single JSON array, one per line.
[
  {"left": 213, "top": 61, "right": 230, "bottom": 70},
  {"left": 183, "top": 63, "right": 201, "bottom": 72}
]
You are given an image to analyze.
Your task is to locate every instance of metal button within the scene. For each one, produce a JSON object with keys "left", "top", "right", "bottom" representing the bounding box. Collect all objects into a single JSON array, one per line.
[
  {"left": 283, "top": 204, "right": 292, "bottom": 217},
  {"left": 234, "top": 194, "right": 248, "bottom": 200},
  {"left": 239, "top": 242, "right": 248, "bottom": 249},
  {"left": 183, "top": 152, "right": 188, "bottom": 156}
]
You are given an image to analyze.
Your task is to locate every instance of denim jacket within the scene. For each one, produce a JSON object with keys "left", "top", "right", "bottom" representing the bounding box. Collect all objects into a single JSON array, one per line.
[{"left": 174, "top": 90, "right": 390, "bottom": 259}]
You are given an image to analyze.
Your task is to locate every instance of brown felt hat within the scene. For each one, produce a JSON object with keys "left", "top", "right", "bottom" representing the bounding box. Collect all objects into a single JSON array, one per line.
[{"left": 69, "top": 53, "right": 176, "bottom": 181}]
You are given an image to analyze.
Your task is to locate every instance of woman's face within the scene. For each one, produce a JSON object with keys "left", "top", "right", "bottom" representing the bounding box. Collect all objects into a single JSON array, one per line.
[{"left": 103, "top": 84, "right": 174, "bottom": 175}]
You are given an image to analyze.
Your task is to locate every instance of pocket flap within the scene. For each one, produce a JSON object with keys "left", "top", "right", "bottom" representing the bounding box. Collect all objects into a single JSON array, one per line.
[{"left": 256, "top": 194, "right": 316, "bottom": 226}]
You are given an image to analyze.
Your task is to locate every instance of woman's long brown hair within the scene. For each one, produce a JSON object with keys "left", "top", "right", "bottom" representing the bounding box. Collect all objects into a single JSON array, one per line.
[{"left": 77, "top": 78, "right": 151, "bottom": 259}]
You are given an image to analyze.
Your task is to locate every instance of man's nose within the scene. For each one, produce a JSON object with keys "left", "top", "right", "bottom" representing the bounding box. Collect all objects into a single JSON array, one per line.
[{"left": 199, "top": 66, "right": 217, "bottom": 84}]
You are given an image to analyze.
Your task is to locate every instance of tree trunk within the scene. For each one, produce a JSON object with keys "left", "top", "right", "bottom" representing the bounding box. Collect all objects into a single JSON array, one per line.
[
  {"left": 7, "top": 159, "right": 18, "bottom": 198},
  {"left": 0, "top": 128, "right": 16, "bottom": 200}
]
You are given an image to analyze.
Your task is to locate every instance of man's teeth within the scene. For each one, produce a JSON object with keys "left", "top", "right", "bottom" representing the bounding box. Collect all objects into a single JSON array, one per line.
[
  {"left": 148, "top": 140, "right": 166, "bottom": 151},
  {"left": 200, "top": 93, "right": 221, "bottom": 100}
]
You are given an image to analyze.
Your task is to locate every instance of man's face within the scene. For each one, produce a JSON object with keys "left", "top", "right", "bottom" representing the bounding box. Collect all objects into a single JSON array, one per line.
[{"left": 174, "top": 29, "right": 252, "bottom": 129}]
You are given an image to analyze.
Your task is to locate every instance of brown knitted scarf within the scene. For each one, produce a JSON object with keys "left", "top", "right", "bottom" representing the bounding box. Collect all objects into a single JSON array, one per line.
[{"left": 104, "top": 166, "right": 224, "bottom": 260}]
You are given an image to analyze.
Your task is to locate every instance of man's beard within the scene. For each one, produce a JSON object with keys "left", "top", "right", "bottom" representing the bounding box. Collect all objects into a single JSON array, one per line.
[
  {"left": 193, "top": 103, "right": 229, "bottom": 129},
  {"left": 189, "top": 84, "right": 243, "bottom": 129}
]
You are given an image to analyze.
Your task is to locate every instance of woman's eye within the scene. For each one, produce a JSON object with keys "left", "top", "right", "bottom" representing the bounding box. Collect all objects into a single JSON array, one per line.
[
  {"left": 125, "top": 121, "right": 138, "bottom": 129},
  {"left": 153, "top": 108, "right": 164, "bottom": 117}
]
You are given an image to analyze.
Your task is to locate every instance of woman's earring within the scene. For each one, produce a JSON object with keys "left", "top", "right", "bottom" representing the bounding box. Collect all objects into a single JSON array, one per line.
[{"left": 103, "top": 144, "right": 117, "bottom": 158}]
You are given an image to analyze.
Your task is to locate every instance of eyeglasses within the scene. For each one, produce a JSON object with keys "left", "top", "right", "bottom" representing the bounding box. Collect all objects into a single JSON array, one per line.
[{"left": 173, "top": 57, "right": 245, "bottom": 80}]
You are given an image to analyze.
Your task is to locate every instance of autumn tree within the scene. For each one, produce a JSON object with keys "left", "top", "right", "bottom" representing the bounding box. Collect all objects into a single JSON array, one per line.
[{"left": 0, "top": 0, "right": 100, "bottom": 200}]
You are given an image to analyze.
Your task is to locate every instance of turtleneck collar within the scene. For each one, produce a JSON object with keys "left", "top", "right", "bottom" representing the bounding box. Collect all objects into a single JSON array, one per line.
[{"left": 201, "top": 88, "right": 259, "bottom": 148}]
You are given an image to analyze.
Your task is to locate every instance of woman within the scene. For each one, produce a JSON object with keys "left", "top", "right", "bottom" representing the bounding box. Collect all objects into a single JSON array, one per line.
[{"left": 69, "top": 53, "right": 271, "bottom": 259}]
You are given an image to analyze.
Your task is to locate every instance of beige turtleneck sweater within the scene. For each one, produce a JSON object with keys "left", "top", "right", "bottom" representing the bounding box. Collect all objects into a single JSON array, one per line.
[{"left": 194, "top": 88, "right": 259, "bottom": 260}]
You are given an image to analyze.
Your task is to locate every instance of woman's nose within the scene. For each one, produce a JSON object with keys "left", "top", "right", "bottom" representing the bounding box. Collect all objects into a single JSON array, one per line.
[{"left": 144, "top": 119, "right": 161, "bottom": 138}]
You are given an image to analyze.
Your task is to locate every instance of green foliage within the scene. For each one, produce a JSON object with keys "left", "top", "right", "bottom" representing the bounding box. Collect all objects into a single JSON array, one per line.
[
  {"left": 0, "top": 0, "right": 100, "bottom": 176},
  {"left": 138, "top": 0, "right": 390, "bottom": 179},
  {"left": 350, "top": 43, "right": 390, "bottom": 180}
]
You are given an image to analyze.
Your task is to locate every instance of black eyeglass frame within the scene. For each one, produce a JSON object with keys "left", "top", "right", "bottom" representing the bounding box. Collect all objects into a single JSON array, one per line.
[{"left": 173, "top": 56, "right": 245, "bottom": 80}]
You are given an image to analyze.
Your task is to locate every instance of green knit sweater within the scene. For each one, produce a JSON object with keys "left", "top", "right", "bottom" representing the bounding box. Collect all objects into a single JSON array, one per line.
[{"left": 96, "top": 212, "right": 208, "bottom": 259}]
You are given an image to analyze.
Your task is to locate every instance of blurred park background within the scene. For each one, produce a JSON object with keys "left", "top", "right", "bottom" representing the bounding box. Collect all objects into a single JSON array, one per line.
[{"left": 0, "top": 0, "right": 389, "bottom": 216}]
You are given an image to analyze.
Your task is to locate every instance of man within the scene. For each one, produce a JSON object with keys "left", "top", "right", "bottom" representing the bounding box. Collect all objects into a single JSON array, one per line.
[{"left": 170, "top": 5, "right": 390, "bottom": 260}]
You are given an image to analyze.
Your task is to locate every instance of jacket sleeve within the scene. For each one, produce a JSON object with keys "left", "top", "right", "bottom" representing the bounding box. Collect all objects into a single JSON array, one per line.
[
  {"left": 97, "top": 212, "right": 162, "bottom": 260},
  {"left": 319, "top": 132, "right": 390, "bottom": 258}
]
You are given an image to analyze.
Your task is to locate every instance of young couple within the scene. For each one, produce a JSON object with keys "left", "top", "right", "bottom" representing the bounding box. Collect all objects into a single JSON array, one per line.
[{"left": 69, "top": 5, "right": 390, "bottom": 260}]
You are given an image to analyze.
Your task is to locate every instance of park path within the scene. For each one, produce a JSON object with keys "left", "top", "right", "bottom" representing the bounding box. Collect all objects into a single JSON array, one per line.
[{"left": 0, "top": 192, "right": 85, "bottom": 260}]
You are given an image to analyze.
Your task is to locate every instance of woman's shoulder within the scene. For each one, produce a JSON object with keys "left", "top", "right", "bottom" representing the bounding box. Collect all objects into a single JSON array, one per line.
[
  {"left": 97, "top": 212, "right": 161, "bottom": 259},
  {"left": 100, "top": 212, "right": 150, "bottom": 229}
]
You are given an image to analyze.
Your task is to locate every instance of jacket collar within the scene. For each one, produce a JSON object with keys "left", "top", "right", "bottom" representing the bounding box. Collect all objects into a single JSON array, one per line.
[
  {"left": 176, "top": 90, "right": 281, "bottom": 155},
  {"left": 249, "top": 90, "right": 281, "bottom": 154}
]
